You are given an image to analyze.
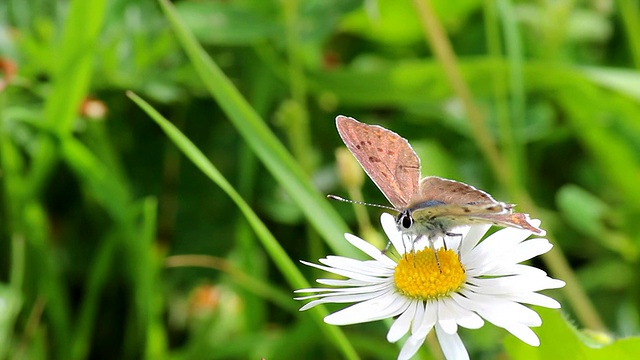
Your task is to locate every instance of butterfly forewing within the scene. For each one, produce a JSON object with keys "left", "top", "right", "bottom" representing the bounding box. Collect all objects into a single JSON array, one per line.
[{"left": 336, "top": 115, "right": 420, "bottom": 208}]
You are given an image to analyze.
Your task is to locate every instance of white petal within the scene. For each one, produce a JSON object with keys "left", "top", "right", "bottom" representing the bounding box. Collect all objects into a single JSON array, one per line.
[
  {"left": 398, "top": 333, "right": 427, "bottom": 360},
  {"left": 435, "top": 324, "right": 469, "bottom": 360},
  {"left": 462, "top": 278, "right": 513, "bottom": 294},
  {"left": 480, "top": 223, "right": 540, "bottom": 250},
  {"left": 316, "top": 278, "right": 378, "bottom": 286},
  {"left": 453, "top": 291, "right": 542, "bottom": 346},
  {"left": 324, "top": 292, "right": 410, "bottom": 325},
  {"left": 457, "top": 290, "right": 542, "bottom": 327},
  {"left": 300, "top": 260, "right": 388, "bottom": 283},
  {"left": 437, "top": 300, "right": 458, "bottom": 335},
  {"left": 344, "top": 233, "right": 397, "bottom": 267},
  {"left": 319, "top": 257, "right": 395, "bottom": 276},
  {"left": 501, "top": 238, "right": 552, "bottom": 264},
  {"left": 443, "top": 225, "right": 470, "bottom": 251},
  {"left": 387, "top": 300, "right": 419, "bottom": 343},
  {"left": 490, "top": 227, "right": 535, "bottom": 246},
  {"left": 381, "top": 213, "right": 405, "bottom": 253},
  {"left": 459, "top": 224, "right": 491, "bottom": 258},
  {"left": 504, "top": 292, "right": 562, "bottom": 309},
  {"left": 504, "top": 323, "right": 540, "bottom": 346},
  {"left": 468, "top": 263, "right": 548, "bottom": 278},
  {"left": 412, "top": 236, "right": 431, "bottom": 252},
  {"left": 440, "top": 298, "right": 484, "bottom": 329},
  {"left": 470, "top": 226, "right": 532, "bottom": 261},
  {"left": 466, "top": 275, "right": 565, "bottom": 294},
  {"left": 413, "top": 301, "right": 437, "bottom": 339},
  {"left": 456, "top": 312, "right": 484, "bottom": 330},
  {"left": 296, "top": 281, "right": 392, "bottom": 296},
  {"left": 298, "top": 289, "right": 390, "bottom": 311},
  {"left": 411, "top": 301, "right": 426, "bottom": 335},
  {"left": 438, "top": 318, "right": 458, "bottom": 335}
]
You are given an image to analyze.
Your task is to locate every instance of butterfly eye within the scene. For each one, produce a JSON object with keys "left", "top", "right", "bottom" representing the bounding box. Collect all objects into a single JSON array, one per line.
[{"left": 400, "top": 212, "right": 413, "bottom": 229}]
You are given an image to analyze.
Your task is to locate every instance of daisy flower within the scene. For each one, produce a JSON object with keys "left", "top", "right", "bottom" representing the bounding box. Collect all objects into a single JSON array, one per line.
[{"left": 295, "top": 213, "right": 565, "bottom": 360}]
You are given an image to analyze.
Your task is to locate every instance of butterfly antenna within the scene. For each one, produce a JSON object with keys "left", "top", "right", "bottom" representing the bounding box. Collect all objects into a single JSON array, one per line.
[{"left": 327, "top": 195, "right": 398, "bottom": 212}]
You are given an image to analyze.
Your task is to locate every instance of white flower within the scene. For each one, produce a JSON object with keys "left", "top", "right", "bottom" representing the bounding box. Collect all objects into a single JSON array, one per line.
[{"left": 295, "top": 213, "right": 565, "bottom": 360}]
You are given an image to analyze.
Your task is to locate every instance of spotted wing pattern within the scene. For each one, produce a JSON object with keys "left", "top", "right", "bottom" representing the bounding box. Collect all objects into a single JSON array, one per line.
[
  {"left": 411, "top": 176, "right": 499, "bottom": 206},
  {"left": 336, "top": 115, "right": 420, "bottom": 209}
]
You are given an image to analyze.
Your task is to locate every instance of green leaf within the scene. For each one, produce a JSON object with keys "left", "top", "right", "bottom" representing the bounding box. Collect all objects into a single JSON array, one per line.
[
  {"left": 580, "top": 66, "right": 640, "bottom": 102},
  {"left": 342, "top": 0, "right": 481, "bottom": 45},
  {"left": 504, "top": 308, "right": 640, "bottom": 359},
  {"left": 0, "top": 284, "right": 22, "bottom": 359},
  {"left": 556, "top": 185, "right": 638, "bottom": 260},
  {"left": 176, "top": 1, "right": 280, "bottom": 45},
  {"left": 556, "top": 185, "right": 609, "bottom": 237}
]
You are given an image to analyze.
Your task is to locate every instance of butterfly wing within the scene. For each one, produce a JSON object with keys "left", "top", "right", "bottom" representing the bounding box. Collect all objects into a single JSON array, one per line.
[
  {"left": 405, "top": 202, "right": 509, "bottom": 239},
  {"left": 466, "top": 213, "right": 546, "bottom": 234},
  {"left": 409, "top": 176, "right": 544, "bottom": 234},
  {"left": 411, "top": 204, "right": 544, "bottom": 235},
  {"left": 411, "top": 176, "right": 500, "bottom": 205},
  {"left": 336, "top": 115, "right": 420, "bottom": 209},
  {"left": 410, "top": 202, "right": 509, "bottom": 220}
]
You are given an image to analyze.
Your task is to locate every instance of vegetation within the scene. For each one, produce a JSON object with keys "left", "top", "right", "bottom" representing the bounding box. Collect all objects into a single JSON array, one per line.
[{"left": 1, "top": 0, "right": 640, "bottom": 359}]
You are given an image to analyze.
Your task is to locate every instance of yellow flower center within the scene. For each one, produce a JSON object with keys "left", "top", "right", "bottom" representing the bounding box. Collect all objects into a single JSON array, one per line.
[{"left": 393, "top": 248, "right": 466, "bottom": 300}]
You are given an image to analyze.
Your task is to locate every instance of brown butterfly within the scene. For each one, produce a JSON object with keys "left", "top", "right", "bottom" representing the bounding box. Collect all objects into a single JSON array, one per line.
[{"left": 334, "top": 115, "right": 544, "bottom": 248}]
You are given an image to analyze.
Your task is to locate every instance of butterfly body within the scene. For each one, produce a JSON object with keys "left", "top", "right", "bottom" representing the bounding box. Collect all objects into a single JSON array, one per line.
[{"left": 335, "top": 115, "right": 544, "bottom": 244}]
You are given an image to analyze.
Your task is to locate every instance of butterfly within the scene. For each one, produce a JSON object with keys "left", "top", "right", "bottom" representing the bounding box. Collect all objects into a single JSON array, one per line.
[{"left": 334, "top": 115, "right": 544, "bottom": 251}]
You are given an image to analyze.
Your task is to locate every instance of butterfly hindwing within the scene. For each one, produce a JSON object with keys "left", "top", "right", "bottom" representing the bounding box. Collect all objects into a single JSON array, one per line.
[
  {"left": 469, "top": 213, "right": 545, "bottom": 234},
  {"left": 412, "top": 176, "right": 499, "bottom": 206}
]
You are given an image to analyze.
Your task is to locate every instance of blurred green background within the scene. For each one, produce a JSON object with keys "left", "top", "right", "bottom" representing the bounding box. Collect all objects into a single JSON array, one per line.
[{"left": 1, "top": 0, "right": 640, "bottom": 359}]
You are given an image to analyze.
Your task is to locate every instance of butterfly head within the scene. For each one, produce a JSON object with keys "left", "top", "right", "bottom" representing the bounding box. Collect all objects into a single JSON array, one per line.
[
  {"left": 396, "top": 210, "right": 414, "bottom": 231},
  {"left": 394, "top": 206, "right": 450, "bottom": 240}
]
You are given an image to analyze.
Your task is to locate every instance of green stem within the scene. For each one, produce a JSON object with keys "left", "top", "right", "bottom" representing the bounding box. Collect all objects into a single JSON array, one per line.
[
  {"left": 497, "top": 0, "right": 525, "bottom": 191},
  {"left": 412, "top": 0, "right": 509, "bottom": 187},
  {"left": 619, "top": 0, "right": 640, "bottom": 69},
  {"left": 282, "top": 0, "right": 314, "bottom": 174}
]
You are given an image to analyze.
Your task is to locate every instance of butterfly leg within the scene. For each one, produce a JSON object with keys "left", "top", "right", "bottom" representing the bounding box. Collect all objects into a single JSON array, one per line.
[
  {"left": 381, "top": 240, "right": 392, "bottom": 255},
  {"left": 380, "top": 233, "right": 411, "bottom": 256},
  {"left": 427, "top": 237, "right": 442, "bottom": 273},
  {"left": 445, "top": 232, "right": 463, "bottom": 259}
]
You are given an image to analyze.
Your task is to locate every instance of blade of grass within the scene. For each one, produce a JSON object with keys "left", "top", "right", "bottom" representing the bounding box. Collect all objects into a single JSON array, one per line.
[
  {"left": 26, "top": 0, "right": 108, "bottom": 197},
  {"left": 281, "top": 0, "right": 314, "bottom": 174},
  {"left": 127, "top": 91, "right": 359, "bottom": 360},
  {"left": 60, "top": 136, "right": 131, "bottom": 223},
  {"left": 24, "top": 201, "right": 72, "bottom": 359},
  {"left": 125, "top": 198, "right": 160, "bottom": 359},
  {"left": 59, "top": 136, "right": 137, "bottom": 359},
  {"left": 497, "top": 0, "right": 526, "bottom": 189},
  {"left": 618, "top": 0, "right": 640, "bottom": 69},
  {"left": 157, "top": 0, "right": 358, "bottom": 258},
  {"left": 70, "top": 231, "right": 119, "bottom": 360},
  {"left": 137, "top": 197, "right": 168, "bottom": 359}
]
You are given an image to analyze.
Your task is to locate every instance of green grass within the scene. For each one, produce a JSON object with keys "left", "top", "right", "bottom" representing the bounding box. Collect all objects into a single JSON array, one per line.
[{"left": 1, "top": 0, "right": 640, "bottom": 359}]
